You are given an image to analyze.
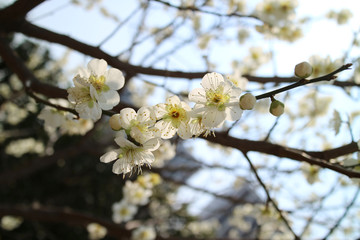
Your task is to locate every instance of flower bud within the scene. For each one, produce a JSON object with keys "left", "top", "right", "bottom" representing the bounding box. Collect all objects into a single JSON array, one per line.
[
  {"left": 269, "top": 100, "right": 284, "bottom": 117},
  {"left": 239, "top": 93, "right": 256, "bottom": 110},
  {"left": 109, "top": 114, "right": 121, "bottom": 130},
  {"left": 294, "top": 61, "right": 313, "bottom": 78}
]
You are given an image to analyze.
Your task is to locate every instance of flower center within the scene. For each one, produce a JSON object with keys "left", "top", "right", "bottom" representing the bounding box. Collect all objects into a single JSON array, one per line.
[
  {"left": 205, "top": 86, "right": 230, "bottom": 110},
  {"left": 165, "top": 104, "right": 188, "bottom": 128},
  {"left": 89, "top": 74, "right": 108, "bottom": 92},
  {"left": 171, "top": 110, "right": 180, "bottom": 118}
]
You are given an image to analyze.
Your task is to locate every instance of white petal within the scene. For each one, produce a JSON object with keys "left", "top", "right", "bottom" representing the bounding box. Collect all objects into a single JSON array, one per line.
[
  {"left": 112, "top": 159, "right": 132, "bottom": 175},
  {"left": 90, "top": 85, "right": 98, "bottom": 100},
  {"left": 88, "top": 59, "right": 107, "bottom": 76},
  {"left": 106, "top": 68, "right": 125, "bottom": 90},
  {"left": 143, "top": 138, "right": 162, "bottom": 151},
  {"left": 230, "top": 86, "right": 242, "bottom": 98},
  {"left": 178, "top": 122, "right": 192, "bottom": 139},
  {"left": 115, "top": 135, "right": 137, "bottom": 148},
  {"left": 154, "top": 104, "right": 167, "bottom": 119},
  {"left": 77, "top": 67, "right": 90, "bottom": 79},
  {"left": 225, "top": 104, "right": 243, "bottom": 121},
  {"left": 100, "top": 150, "right": 119, "bottom": 163},
  {"left": 201, "top": 72, "right": 224, "bottom": 90},
  {"left": 119, "top": 108, "right": 137, "bottom": 129},
  {"left": 76, "top": 101, "right": 102, "bottom": 121},
  {"left": 166, "top": 95, "right": 181, "bottom": 105},
  {"left": 202, "top": 108, "right": 226, "bottom": 128},
  {"left": 89, "top": 102, "right": 102, "bottom": 121},
  {"left": 155, "top": 120, "right": 177, "bottom": 139},
  {"left": 137, "top": 106, "right": 156, "bottom": 125},
  {"left": 97, "top": 90, "right": 120, "bottom": 110},
  {"left": 188, "top": 88, "right": 206, "bottom": 103}
]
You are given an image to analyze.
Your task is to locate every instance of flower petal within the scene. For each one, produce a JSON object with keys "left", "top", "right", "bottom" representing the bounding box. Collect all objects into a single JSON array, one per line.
[
  {"left": 100, "top": 150, "right": 120, "bottom": 163},
  {"left": 119, "top": 108, "right": 137, "bottom": 129},
  {"left": 137, "top": 107, "right": 156, "bottom": 126},
  {"left": 166, "top": 95, "right": 181, "bottom": 105},
  {"left": 88, "top": 59, "right": 107, "bottom": 76},
  {"left": 188, "top": 88, "right": 206, "bottom": 103},
  {"left": 143, "top": 138, "right": 162, "bottom": 151},
  {"left": 106, "top": 68, "right": 125, "bottom": 90},
  {"left": 201, "top": 72, "right": 224, "bottom": 90},
  {"left": 155, "top": 120, "right": 177, "bottom": 139},
  {"left": 112, "top": 158, "right": 132, "bottom": 175},
  {"left": 225, "top": 104, "right": 243, "bottom": 121},
  {"left": 97, "top": 89, "right": 120, "bottom": 110},
  {"left": 202, "top": 108, "right": 226, "bottom": 128},
  {"left": 178, "top": 122, "right": 192, "bottom": 139}
]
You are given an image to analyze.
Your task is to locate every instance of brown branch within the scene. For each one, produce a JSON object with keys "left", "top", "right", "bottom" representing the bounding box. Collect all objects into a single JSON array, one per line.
[
  {"left": 149, "top": 0, "right": 261, "bottom": 21},
  {"left": 1, "top": 18, "right": 358, "bottom": 88},
  {"left": 205, "top": 132, "right": 360, "bottom": 178},
  {"left": 255, "top": 64, "right": 353, "bottom": 100},
  {"left": 0, "top": 0, "right": 45, "bottom": 22},
  {"left": 321, "top": 186, "right": 360, "bottom": 240},
  {"left": 242, "top": 152, "right": 299, "bottom": 240},
  {"left": 0, "top": 204, "right": 130, "bottom": 239}
]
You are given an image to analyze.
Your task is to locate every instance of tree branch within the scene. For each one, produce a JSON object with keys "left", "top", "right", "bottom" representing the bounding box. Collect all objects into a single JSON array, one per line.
[
  {"left": 0, "top": 204, "right": 130, "bottom": 239},
  {"left": 0, "top": 0, "right": 45, "bottom": 22},
  {"left": 242, "top": 152, "right": 299, "bottom": 240},
  {"left": 255, "top": 63, "right": 353, "bottom": 100}
]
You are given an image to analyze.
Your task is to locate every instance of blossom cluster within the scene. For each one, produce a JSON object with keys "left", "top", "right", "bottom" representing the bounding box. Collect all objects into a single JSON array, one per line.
[
  {"left": 98, "top": 65, "right": 245, "bottom": 175},
  {"left": 64, "top": 58, "right": 305, "bottom": 176},
  {"left": 112, "top": 173, "right": 160, "bottom": 240}
]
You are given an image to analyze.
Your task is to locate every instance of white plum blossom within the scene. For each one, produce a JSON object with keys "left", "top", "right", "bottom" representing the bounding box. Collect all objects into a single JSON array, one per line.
[
  {"left": 154, "top": 95, "right": 192, "bottom": 139},
  {"left": 189, "top": 72, "right": 242, "bottom": 128},
  {"left": 123, "top": 181, "right": 152, "bottom": 206},
  {"left": 112, "top": 199, "right": 138, "bottom": 223},
  {"left": 100, "top": 130, "right": 161, "bottom": 175},
  {"left": 68, "top": 58, "right": 124, "bottom": 121},
  {"left": 86, "top": 223, "right": 107, "bottom": 240},
  {"left": 152, "top": 140, "right": 176, "bottom": 167},
  {"left": 131, "top": 226, "right": 156, "bottom": 240},
  {"left": 37, "top": 99, "right": 69, "bottom": 131},
  {"left": 38, "top": 99, "right": 93, "bottom": 135},
  {"left": 117, "top": 107, "right": 159, "bottom": 144}
]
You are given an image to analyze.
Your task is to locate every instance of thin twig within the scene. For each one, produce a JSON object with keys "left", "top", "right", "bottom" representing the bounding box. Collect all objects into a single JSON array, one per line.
[
  {"left": 255, "top": 63, "right": 353, "bottom": 100},
  {"left": 242, "top": 152, "right": 300, "bottom": 240},
  {"left": 149, "top": 0, "right": 262, "bottom": 22},
  {"left": 321, "top": 186, "right": 360, "bottom": 240}
]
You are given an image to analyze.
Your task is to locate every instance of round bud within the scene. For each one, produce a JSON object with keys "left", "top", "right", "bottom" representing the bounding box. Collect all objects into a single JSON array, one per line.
[
  {"left": 269, "top": 100, "right": 284, "bottom": 117},
  {"left": 239, "top": 93, "right": 256, "bottom": 110},
  {"left": 109, "top": 114, "right": 122, "bottom": 130},
  {"left": 294, "top": 61, "right": 313, "bottom": 78}
]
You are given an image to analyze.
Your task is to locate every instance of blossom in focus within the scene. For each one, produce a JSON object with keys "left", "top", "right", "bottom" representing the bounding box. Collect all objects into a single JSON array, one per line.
[
  {"left": 87, "top": 223, "right": 107, "bottom": 240},
  {"left": 68, "top": 58, "right": 124, "bottom": 121},
  {"left": 154, "top": 95, "right": 192, "bottom": 139},
  {"left": 189, "top": 72, "right": 242, "bottom": 128},
  {"left": 123, "top": 181, "right": 152, "bottom": 206},
  {"left": 131, "top": 226, "right": 156, "bottom": 240},
  {"left": 1, "top": 216, "right": 23, "bottom": 231},
  {"left": 100, "top": 130, "right": 161, "bottom": 175},
  {"left": 117, "top": 107, "right": 159, "bottom": 144},
  {"left": 112, "top": 200, "right": 138, "bottom": 223}
]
